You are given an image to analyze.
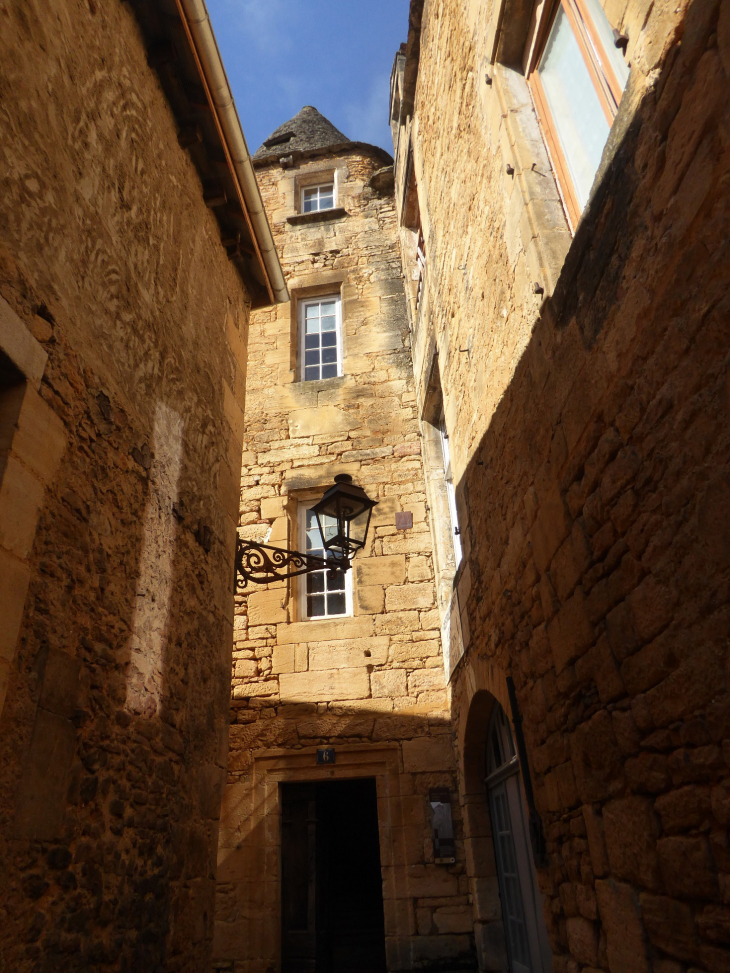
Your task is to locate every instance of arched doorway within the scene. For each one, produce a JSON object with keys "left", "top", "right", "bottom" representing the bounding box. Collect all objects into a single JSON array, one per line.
[{"left": 485, "top": 703, "right": 552, "bottom": 973}]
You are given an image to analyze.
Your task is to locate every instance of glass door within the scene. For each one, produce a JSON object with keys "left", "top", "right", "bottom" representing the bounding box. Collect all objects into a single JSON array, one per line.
[{"left": 485, "top": 705, "right": 552, "bottom": 973}]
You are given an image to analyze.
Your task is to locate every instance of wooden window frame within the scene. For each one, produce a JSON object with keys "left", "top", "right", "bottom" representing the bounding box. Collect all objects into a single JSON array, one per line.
[
  {"left": 298, "top": 294, "right": 343, "bottom": 383},
  {"left": 527, "top": 0, "right": 624, "bottom": 229},
  {"left": 297, "top": 501, "right": 353, "bottom": 621},
  {"left": 300, "top": 182, "right": 335, "bottom": 214}
]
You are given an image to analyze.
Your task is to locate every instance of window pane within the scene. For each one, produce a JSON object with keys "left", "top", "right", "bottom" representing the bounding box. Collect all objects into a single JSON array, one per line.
[
  {"left": 305, "top": 304, "right": 320, "bottom": 320},
  {"left": 581, "top": 0, "right": 630, "bottom": 91},
  {"left": 305, "top": 366, "right": 319, "bottom": 381},
  {"left": 304, "top": 508, "right": 348, "bottom": 619},
  {"left": 305, "top": 319, "right": 319, "bottom": 335},
  {"left": 305, "top": 334, "right": 319, "bottom": 349},
  {"left": 308, "top": 594, "right": 325, "bottom": 617},
  {"left": 326, "top": 568, "right": 346, "bottom": 591},
  {"left": 305, "top": 350, "right": 320, "bottom": 366},
  {"left": 321, "top": 316, "right": 336, "bottom": 332},
  {"left": 322, "top": 347, "right": 337, "bottom": 364},
  {"left": 320, "top": 193, "right": 333, "bottom": 208},
  {"left": 321, "top": 332, "right": 337, "bottom": 347},
  {"left": 321, "top": 301, "right": 336, "bottom": 315},
  {"left": 307, "top": 571, "right": 325, "bottom": 593},
  {"left": 538, "top": 5, "right": 610, "bottom": 209},
  {"left": 322, "top": 364, "right": 338, "bottom": 379},
  {"left": 326, "top": 592, "right": 346, "bottom": 615}
]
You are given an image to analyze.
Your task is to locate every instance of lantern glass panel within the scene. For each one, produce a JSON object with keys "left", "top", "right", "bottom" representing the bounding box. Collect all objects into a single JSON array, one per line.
[{"left": 348, "top": 505, "right": 372, "bottom": 550}]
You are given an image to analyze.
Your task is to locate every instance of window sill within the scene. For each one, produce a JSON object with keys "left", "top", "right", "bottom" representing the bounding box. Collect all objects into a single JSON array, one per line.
[
  {"left": 290, "top": 375, "right": 348, "bottom": 392},
  {"left": 287, "top": 207, "right": 348, "bottom": 227}
]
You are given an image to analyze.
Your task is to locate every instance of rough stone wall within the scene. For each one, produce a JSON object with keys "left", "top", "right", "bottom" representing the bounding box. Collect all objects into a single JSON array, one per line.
[
  {"left": 214, "top": 149, "right": 474, "bottom": 971},
  {"left": 395, "top": 0, "right": 730, "bottom": 971},
  {"left": 0, "top": 1, "right": 251, "bottom": 970}
]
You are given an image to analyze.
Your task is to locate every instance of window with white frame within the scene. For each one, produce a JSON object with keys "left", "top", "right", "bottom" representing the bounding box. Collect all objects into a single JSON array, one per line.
[
  {"left": 439, "top": 411, "right": 462, "bottom": 568},
  {"left": 300, "top": 505, "right": 352, "bottom": 619},
  {"left": 301, "top": 183, "right": 335, "bottom": 213},
  {"left": 415, "top": 224, "right": 426, "bottom": 315},
  {"left": 300, "top": 296, "right": 342, "bottom": 382}
]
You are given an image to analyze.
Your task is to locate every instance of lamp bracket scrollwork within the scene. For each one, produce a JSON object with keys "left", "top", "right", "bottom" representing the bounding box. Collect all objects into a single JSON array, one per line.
[{"left": 235, "top": 538, "right": 350, "bottom": 592}]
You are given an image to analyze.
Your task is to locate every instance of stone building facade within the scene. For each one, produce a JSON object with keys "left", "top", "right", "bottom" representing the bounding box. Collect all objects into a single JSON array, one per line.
[
  {"left": 214, "top": 108, "right": 476, "bottom": 972},
  {"left": 390, "top": 0, "right": 730, "bottom": 972},
  {"left": 0, "top": 1, "right": 284, "bottom": 971}
]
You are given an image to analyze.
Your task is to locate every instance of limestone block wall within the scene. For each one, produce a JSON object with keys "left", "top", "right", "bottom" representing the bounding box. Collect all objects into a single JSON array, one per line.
[
  {"left": 0, "top": 2, "right": 253, "bottom": 969},
  {"left": 393, "top": 0, "right": 730, "bottom": 970},
  {"left": 214, "top": 148, "right": 474, "bottom": 971}
]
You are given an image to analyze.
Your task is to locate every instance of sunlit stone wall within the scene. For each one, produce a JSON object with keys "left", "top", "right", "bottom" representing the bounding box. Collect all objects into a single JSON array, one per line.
[{"left": 214, "top": 145, "right": 474, "bottom": 972}]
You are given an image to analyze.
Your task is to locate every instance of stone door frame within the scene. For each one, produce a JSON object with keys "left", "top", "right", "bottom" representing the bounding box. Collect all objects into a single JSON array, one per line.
[{"left": 244, "top": 742, "right": 411, "bottom": 973}]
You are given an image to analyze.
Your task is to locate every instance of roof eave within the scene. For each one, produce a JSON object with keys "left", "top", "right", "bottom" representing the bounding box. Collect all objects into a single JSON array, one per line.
[{"left": 129, "top": 0, "right": 288, "bottom": 307}]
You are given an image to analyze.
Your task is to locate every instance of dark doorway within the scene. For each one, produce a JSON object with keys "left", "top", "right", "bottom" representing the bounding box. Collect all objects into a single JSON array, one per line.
[{"left": 281, "top": 778, "right": 387, "bottom": 973}]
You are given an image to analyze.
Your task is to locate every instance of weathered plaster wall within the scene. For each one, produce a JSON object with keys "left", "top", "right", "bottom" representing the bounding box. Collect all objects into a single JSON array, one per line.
[
  {"left": 214, "top": 148, "right": 474, "bottom": 972},
  {"left": 395, "top": 0, "right": 730, "bottom": 970},
  {"left": 0, "top": 1, "right": 251, "bottom": 970}
]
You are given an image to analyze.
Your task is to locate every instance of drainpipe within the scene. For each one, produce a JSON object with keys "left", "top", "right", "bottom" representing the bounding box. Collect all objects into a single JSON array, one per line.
[{"left": 175, "top": 0, "right": 289, "bottom": 305}]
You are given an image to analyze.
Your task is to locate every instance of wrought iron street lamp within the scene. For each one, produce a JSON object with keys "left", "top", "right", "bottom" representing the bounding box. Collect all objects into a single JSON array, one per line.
[
  {"left": 235, "top": 474, "right": 378, "bottom": 591},
  {"left": 310, "top": 474, "right": 377, "bottom": 560}
]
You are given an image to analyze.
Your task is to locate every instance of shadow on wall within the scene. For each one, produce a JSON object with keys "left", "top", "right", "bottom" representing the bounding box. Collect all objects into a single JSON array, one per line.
[
  {"left": 0, "top": 251, "right": 234, "bottom": 970},
  {"left": 449, "top": 4, "right": 730, "bottom": 968},
  {"left": 215, "top": 706, "right": 483, "bottom": 973}
]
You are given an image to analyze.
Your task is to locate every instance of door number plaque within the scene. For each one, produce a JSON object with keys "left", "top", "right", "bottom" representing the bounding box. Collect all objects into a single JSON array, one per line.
[{"left": 316, "top": 748, "right": 336, "bottom": 764}]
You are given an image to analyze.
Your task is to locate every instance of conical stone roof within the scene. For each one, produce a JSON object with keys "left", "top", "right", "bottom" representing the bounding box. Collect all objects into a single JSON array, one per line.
[{"left": 253, "top": 106, "right": 349, "bottom": 162}]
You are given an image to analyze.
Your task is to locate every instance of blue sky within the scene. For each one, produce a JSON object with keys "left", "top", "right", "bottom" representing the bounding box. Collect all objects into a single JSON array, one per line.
[{"left": 207, "top": 0, "right": 410, "bottom": 157}]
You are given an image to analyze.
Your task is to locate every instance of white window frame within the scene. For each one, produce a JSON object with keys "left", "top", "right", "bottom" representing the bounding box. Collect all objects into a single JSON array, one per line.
[
  {"left": 439, "top": 412, "right": 462, "bottom": 568},
  {"left": 300, "top": 182, "right": 336, "bottom": 213},
  {"left": 299, "top": 295, "right": 343, "bottom": 383},
  {"left": 298, "top": 502, "right": 353, "bottom": 621}
]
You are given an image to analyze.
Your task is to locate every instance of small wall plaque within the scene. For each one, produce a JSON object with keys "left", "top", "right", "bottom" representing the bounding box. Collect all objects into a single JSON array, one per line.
[
  {"left": 316, "top": 748, "right": 336, "bottom": 765},
  {"left": 395, "top": 511, "right": 413, "bottom": 530}
]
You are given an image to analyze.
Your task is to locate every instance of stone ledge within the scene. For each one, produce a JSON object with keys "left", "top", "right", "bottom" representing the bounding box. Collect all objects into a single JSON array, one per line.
[
  {"left": 286, "top": 207, "right": 348, "bottom": 226},
  {"left": 0, "top": 297, "right": 47, "bottom": 388}
]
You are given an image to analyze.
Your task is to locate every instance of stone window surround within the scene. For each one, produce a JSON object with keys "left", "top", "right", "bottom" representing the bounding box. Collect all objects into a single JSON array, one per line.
[
  {"left": 296, "top": 496, "right": 354, "bottom": 622},
  {"left": 0, "top": 297, "right": 67, "bottom": 719},
  {"left": 419, "top": 348, "right": 464, "bottom": 614},
  {"left": 415, "top": 345, "right": 473, "bottom": 685},
  {"left": 483, "top": 0, "right": 635, "bottom": 294},
  {"left": 390, "top": 50, "right": 406, "bottom": 158},
  {"left": 279, "top": 486, "right": 354, "bottom": 624},
  {"left": 293, "top": 164, "right": 339, "bottom": 214},
  {"left": 286, "top": 273, "right": 350, "bottom": 382},
  {"left": 395, "top": 142, "right": 424, "bottom": 336}
]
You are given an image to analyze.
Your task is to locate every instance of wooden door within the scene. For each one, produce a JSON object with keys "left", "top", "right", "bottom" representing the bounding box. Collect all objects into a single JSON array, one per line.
[{"left": 281, "top": 783, "right": 317, "bottom": 972}]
